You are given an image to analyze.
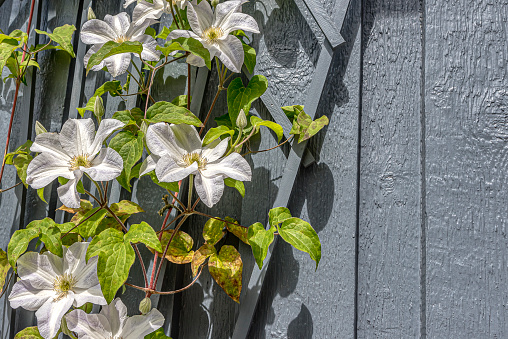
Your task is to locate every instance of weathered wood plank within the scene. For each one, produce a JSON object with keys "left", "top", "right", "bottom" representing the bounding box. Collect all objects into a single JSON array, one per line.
[
  {"left": 425, "top": 0, "right": 508, "bottom": 337},
  {"left": 357, "top": 0, "right": 423, "bottom": 337}
]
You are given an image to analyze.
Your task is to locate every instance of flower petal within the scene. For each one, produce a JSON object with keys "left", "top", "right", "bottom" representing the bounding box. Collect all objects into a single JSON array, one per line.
[
  {"left": 155, "top": 156, "right": 198, "bottom": 182},
  {"left": 202, "top": 152, "right": 251, "bottom": 181},
  {"left": 104, "top": 12, "right": 131, "bottom": 37},
  {"left": 220, "top": 12, "right": 260, "bottom": 36},
  {"left": 136, "top": 36, "right": 162, "bottom": 61},
  {"left": 90, "top": 118, "right": 125, "bottom": 156},
  {"left": 186, "top": 53, "right": 206, "bottom": 68},
  {"left": 57, "top": 173, "right": 82, "bottom": 209},
  {"left": 36, "top": 294, "right": 75, "bottom": 339},
  {"left": 132, "top": 1, "right": 164, "bottom": 26},
  {"left": 63, "top": 242, "right": 89, "bottom": 276},
  {"left": 122, "top": 308, "right": 165, "bottom": 339},
  {"left": 195, "top": 173, "right": 225, "bottom": 207},
  {"left": 73, "top": 283, "right": 107, "bottom": 307},
  {"left": 8, "top": 280, "right": 53, "bottom": 311},
  {"left": 85, "top": 148, "right": 123, "bottom": 181},
  {"left": 124, "top": 0, "right": 138, "bottom": 7},
  {"left": 81, "top": 20, "right": 117, "bottom": 45},
  {"left": 213, "top": 0, "right": 244, "bottom": 28},
  {"left": 59, "top": 118, "right": 96, "bottom": 157},
  {"left": 105, "top": 52, "right": 132, "bottom": 78},
  {"left": 17, "top": 251, "right": 63, "bottom": 289},
  {"left": 215, "top": 34, "right": 244, "bottom": 73},
  {"left": 187, "top": 0, "right": 213, "bottom": 36},
  {"left": 170, "top": 124, "right": 202, "bottom": 154},
  {"left": 167, "top": 29, "right": 200, "bottom": 40},
  {"left": 26, "top": 153, "right": 74, "bottom": 189},
  {"left": 139, "top": 154, "right": 159, "bottom": 177},
  {"left": 201, "top": 137, "right": 229, "bottom": 163},
  {"left": 73, "top": 255, "right": 100, "bottom": 289},
  {"left": 30, "top": 132, "right": 69, "bottom": 160},
  {"left": 101, "top": 298, "right": 128, "bottom": 336},
  {"left": 146, "top": 122, "right": 186, "bottom": 157},
  {"left": 84, "top": 44, "right": 106, "bottom": 71},
  {"left": 66, "top": 310, "right": 113, "bottom": 339}
]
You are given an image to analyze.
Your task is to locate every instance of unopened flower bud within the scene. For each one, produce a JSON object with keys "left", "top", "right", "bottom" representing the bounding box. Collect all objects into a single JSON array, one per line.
[
  {"left": 35, "top": 121, "right": 47, "bottom": 135},
  {"left": 139, "top": 297, "right": 152, "bottom": 315},
  {"left": 94, "top": 96, "right": 105, "bottom": 120},
  {"left": 211, "top": 0, "right": 220, "bottom": 8},
  {"left": 236, "top": 109, "right": 247, "bottom": 130},
  {"left": 87, "top": 7, "right": 96, "bottom": 20}
]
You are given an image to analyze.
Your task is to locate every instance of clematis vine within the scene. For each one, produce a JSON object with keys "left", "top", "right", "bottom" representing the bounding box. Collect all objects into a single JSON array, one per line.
[
  {"left": 8, "top": 242, "right": 106, "bottom": 339},
  {"left": 26, "top": 118, "right": 124, "bottom": 208},
  {"left": 141, "top": 123, "right": 252, "bottom": 207},
  {"left": 168, "top": 0, "right": 260, "bottom": 73},
  {"left": 66, "top": 298, "right": 164, "bottom": 339},
  {"left": 129, "top": 0, "right": 188, "bottom": 27},
  {"left": 81, "top": 12, "right": 161, "bottom": 77}
]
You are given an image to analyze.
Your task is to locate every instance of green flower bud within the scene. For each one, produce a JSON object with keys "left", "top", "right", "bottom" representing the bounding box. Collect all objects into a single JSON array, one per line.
[
  {"left": 236, "top": 109, "right": 247, "bottom": 130},
  {"left": 139, "top": 297, "right": 152, "bottom": 315},
  {"left": 87, "top": 7, "right": 96, "bottom": 20},
  {"left": 35, "top": 121, "right": 47, "bottom": 135},
  {"left": 211, "top": 0, "right": 220, "bottom": 8},
  {"left": 94, "top": 96, "right": 105, "bottom": 120}
]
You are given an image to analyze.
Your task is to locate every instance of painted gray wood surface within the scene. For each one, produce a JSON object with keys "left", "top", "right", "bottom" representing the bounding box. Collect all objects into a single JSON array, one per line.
[{"left": 2, "top": 0, "right": 508, "bottom": 338}]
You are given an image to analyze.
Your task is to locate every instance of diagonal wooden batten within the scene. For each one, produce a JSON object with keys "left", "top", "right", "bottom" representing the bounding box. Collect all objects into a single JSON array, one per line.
[
  {"left": 301, "top": 0, "right": 346, "bottom": 49},
  {"left": 232, "top": 38, "right": 334, "bottom": 339}
]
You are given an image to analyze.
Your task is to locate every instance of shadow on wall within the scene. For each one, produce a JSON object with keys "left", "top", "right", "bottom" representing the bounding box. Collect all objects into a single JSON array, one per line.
[{"left": 288, "top": 304, "right": 314, "bottom": 339}]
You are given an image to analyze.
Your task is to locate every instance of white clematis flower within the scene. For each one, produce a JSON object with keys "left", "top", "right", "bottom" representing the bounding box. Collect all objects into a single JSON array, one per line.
[
  {"left": 26, "top": 118, "right": 125, "bottom": 209},
  {"left": 130, "top": 0, "right": 188, "bottom": 27},
  {"left": 66, "top": 298, "right": 164, "bottom": 339},
  {"left": 141, "top": 123, "right": 252, "bottom": 207},
  {"left": 168, "top": 0, "right": 260, "bottom": 73},
  {"left": 8, "top": 242, "right": 106, "bottom": 339},
  {"left": 80, "top": 12, "right": 161, "bottom": 77}
]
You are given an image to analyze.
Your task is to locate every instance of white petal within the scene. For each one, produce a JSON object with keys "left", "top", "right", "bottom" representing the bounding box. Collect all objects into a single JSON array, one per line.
[
  {"left": 220, "top": 12, "right": 260, "bottom": 36},
  {"left": 63, "top": 242, "right": 89, "bottom": 276},
  {"left": 73, "top": 256, "right": 100, "bottom": 289},
  {"left": 187, "top": 0, "right": 213, "bottom": 36},
  {"left": 155, "top": 156, "right": 198, "bottom": 182},
  {"left": 128, "top": 18, "right": 159, "bottom": 37},
  {"left": 26, "top": 153, "right": 74, "bottom": 189},
  {"left": 146, "top": 122, "right": 186, "bottom": 157},
  {"left": 105, "top": 53, "right": 132, "bottom": 78},
  {"left": 170, "top": 124, "right": 202, "bottom": 154},
  {"left": 216, "top": 35, "right": 244, "bottom": 73},
  {"left": 8, "top": 280, "right": 53, "bottom": 311},
  {"left": 90, "top": 119, "right": 125, "bottom": 155},
  {"left": 66, "top": 310, "right": 113, "bottom": 339},
  {"left": 122, "top": 308, "right": 165, "bottom": 339},
  {"left": 30, "top": 132, "right": 69, "bottom": 159},
  {"left": 85, "top": 148, "right": 123, "bottom": 181},
  {"left": 101, "top": 298, "right": 128, "bottom": 336},
  {"left": 73, "top": 284, "right": 107, "bottom": 307},
  {"left": 17, "top": 251, "right": 62, "bottom": 289},
  {"left": 124, "top": 0, "right": 138, "bottom": 7},
  {"left": 176, "top": 0, "right": 188, "bottom": 9},
  {"left": 214, "top": 0, "right": 244, "bottom": 28},
  {"left": 201, "top": 137, "right": 229, "bottom": 163},
  {"left": 167, "top": 29, "right": 200, "bottom": 40},
  {"left": 203, "top": 152, "right": 252, "bottom": 181},
  {"left": 104, "top": 13, "right": 131, "bottom": 37},
  {"left": 194, "top": 174, "right": 224, "bottom": 208},
  {"left": 132, "top": 1, "right": 163, "bottom": 25},
  {"left": 57, "top": 174, "right": 82, "bottom": 209},
  {"left": 139, "top": 154, "right": 159, "bottom": 177},
  {"left": 36, "top": 294, "right": 75, "bottom": 339},
  {"left": 186, "top": 53, "right": 206, "bottom": 68},
  {"left": 81, "top": 20, "right": 117, "bottom": 45},
  {"left": 139, "top": 38, "right": 162, "bottom": 61},
  {"left": 84, "top": 44, "right": 106, "bottom": 71},
  {"left": 59, "top": 118, "right": 96, "bottom": 157}
]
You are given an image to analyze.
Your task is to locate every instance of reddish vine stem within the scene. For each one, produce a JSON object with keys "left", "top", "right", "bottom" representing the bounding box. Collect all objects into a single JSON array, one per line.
[
  {"left": 148, "top": 208, "right": 173, "bottom": 293},
  {"left": 199, "top": 88, "right": 222, "bottom": 136}
]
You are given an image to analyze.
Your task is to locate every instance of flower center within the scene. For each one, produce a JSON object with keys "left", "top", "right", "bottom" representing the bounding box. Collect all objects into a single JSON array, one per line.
[
  {"left": 182, "top": 152, "right": 207, "bottom": 171},
  {"left": 53, "top": 273, "right": 77, "bottom": 301},
  {"left": 115, "top": 36, "right": 129, "bottom": 43},
  {"left": 202, "top": 26, "right": 224, "bottom": 44},
  {"left": 69, "top": 154, "right": 92, "bottom": 171}
]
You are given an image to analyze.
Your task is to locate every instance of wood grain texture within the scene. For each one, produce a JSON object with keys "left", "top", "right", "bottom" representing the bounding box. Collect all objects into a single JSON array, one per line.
[
  {"left": 357, "top": 0, "right": 423, "bottom": 337},
  {"left": 425, "top": 0, "right": 508, "bottom": 337}
]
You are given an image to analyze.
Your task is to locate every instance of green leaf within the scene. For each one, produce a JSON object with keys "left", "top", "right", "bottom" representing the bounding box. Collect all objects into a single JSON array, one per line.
[
  {"left": 144, "top": 170, "right": 180, "bottom": 192},
  {"left": 0, "top": 249, "right": 11, "bottom": 295},
  {"left": 145, "top": 101, "right": 202, "bottom": 127},
  {"left": 36, "top": 187, "right": 48, "bottom": 204},
  {"left": 191, "top": 243, "right": 215, "bottom": 277},
  {"left": 281, "top": 105, "right": 304, "bottom": 120},
  {"left": 35, "top": 24, "right": 76, "bottom": 57},
  {"left": 227, "top": 75, "right": 268, "bottom": 127},
  {"left": 116, "top": 162, "right": 141, "bottom": 192},
  {"left": 171, "top": 95, "right": 190, "bottom": 107},
  {"left": 78, "top": 208, "right": 108, "bottom": 238},
  {"left": 224, "top": 217, "right": 249, "bottom": 244},
  {"left": 203, "top": 218, "right": 225, "bottom": 245},
  {"left": 214, "top": 113, "right": 233, "bottom": 129},
  {"left": 202, "top": 126, "right": 235, "bottom": 146},
  {"left": 110, "top": 131, "right": 144, "bottom": 191},
  {"left": 58, "top": 177, "right": 85, "bottom": 194},
  {"left": 77, "top": 80, "right": 122, "bottom": 117},
  {"left": 112, "top": 108, "right": 143, "bottom": 127},
  {"left": 86, "top": 41, "right": 143, "bottom": 74},
  {"left": 110, "top": 200, "right": 144, "bottom": 216},
  {"left": 13, "top": 153, "right": 32, "bottom": 187},
  {"left": 157, "top": 37, "right": 211, "bottom": 68},
  {"left": 286, "top": 106, "right": 329, "bottom": 143},
  {"left": 14, "top": 326, "right": 43, "bottom": 339},
  {"left": 247, "top": 222, "right": 275, "bottom": 269},
  {"left": 40, "top": 227, "right": 63, "bottom": 257},
  {"left": 277, "top": 217, "right": 321, "bottom": 268},
  {"left": 156, "top": 26, "right": 172, "bottom": 40},
  {"left": 95, "top": 215, "right": 127, "bottom": 235},
  {"left": 87, "top": 228, "right": 135, "bottom": 303},
  {"left": 0, "top": 33, "right": 23, "bottom": 75},
  {"left": 250, "top": 116, "right": 284, "bottom": 142},
  {"left": 208, "top": 245, "right": 243, "bottom": 303},
  {"left": 5, "top": 140, "right": 32, "bottom": 165},
  {"left": 268, "top": 207, "right": 292, "bottom": 227},
  {"left": 145, "top": 328, "right": 172, "bottom": 339},
  {"left": 151, "top": 230, "right": 194, "bottom": 264},
  {"left": 7, "top": 228, "right": 39, "bottom": 268},
  {"left": 125, "top": 222, "right": 162, "bottom": 252},
  {"left": 242, "top": 43, "right": 256, "bottom": 74},
  {"left": 224, "top": 178, "right": 245, "bottom": 198}
]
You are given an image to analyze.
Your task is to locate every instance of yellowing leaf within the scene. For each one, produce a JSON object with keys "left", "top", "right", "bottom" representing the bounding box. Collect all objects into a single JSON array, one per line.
[
  {"left": 150, "top": 230, "right": 194, "bottom": 264},
  {"left": 208, "top": 245, "right": 243, "bottom": 303},
  {"left": 191, "top": 243, "right": 215, "bottom": 277}
]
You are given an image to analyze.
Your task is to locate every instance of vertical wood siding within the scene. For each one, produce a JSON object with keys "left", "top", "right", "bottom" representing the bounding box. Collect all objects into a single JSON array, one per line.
[{"left": 1, "top": 0, "right": 508, "bottom": 338}]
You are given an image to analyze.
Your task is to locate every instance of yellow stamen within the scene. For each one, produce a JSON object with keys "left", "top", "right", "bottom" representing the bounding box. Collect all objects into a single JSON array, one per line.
[
  {"left": 53, "top": 273, "right": 77, "bottom": 301},
  {"left": 183, "top": 152, "right": 207, "bottom": 171},
  {"left": 202, "top": 26, "right": 224, "bottom": 44},
  {"left": 69, "top": 154, "right": 92, "bottom": 171}
]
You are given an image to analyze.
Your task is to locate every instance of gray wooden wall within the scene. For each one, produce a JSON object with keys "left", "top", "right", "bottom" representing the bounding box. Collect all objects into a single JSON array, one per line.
[{"left": 1, "top": 0, "right": 508, "bottom": 338}]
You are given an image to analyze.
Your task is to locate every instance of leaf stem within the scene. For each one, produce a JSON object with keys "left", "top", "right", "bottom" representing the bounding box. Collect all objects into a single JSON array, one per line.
[
  {"left": 199, "top": 87, "right": 222, "bottom": 136},
  {"left": 243, "top": 135, "right": 294, "bottom": 156},
  {"left": 193, "top": 210, "right": 248, "bottom": 229},
  {"left": 187, "top": 174, "right": 193, "bottom": 210},
  {"left": 0, "top": 181, "right": 22, "bottom": 194}
]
